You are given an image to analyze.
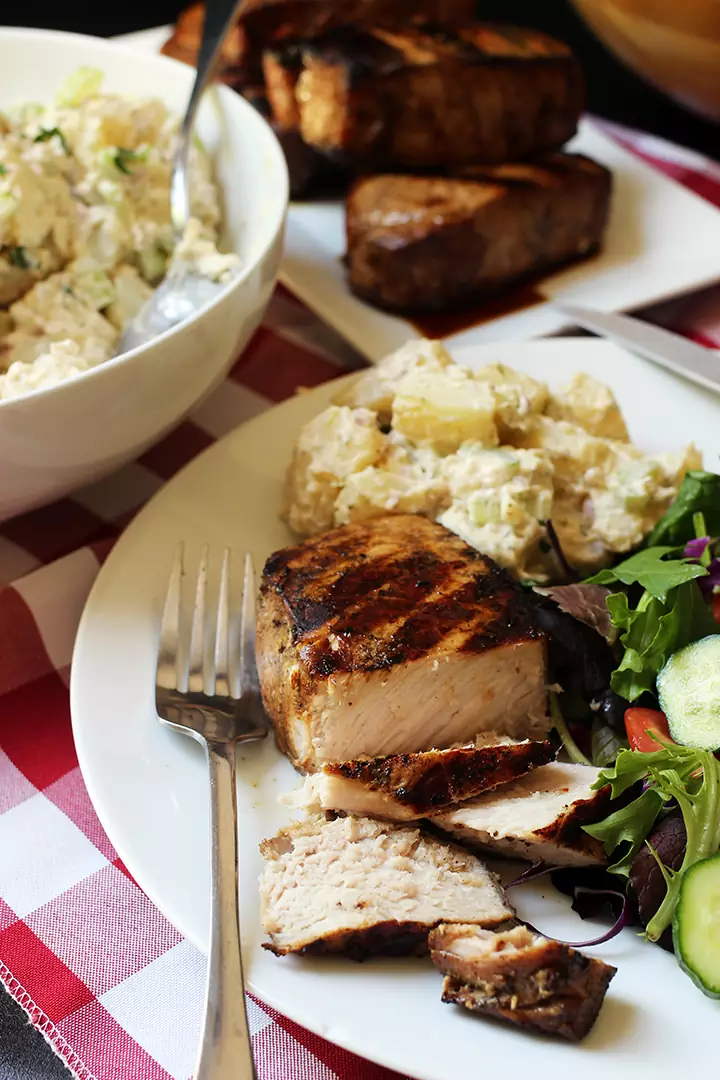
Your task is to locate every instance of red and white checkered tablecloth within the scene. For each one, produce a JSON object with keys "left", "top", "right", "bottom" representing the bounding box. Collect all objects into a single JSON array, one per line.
[{"left": 1, "top": 125, "right": 720, "bottom": 1080}]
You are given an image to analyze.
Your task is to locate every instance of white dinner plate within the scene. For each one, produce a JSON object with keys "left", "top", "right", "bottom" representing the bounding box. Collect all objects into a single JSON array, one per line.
[
  {"left": 72, "top": 339, "right": 720, "bottom": 1080},
  {"left": 116, "top": 26, "right": 720, "bottom": 364}
]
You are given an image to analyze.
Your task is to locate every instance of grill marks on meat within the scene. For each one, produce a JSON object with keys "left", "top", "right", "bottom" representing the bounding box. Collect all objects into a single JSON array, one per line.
[
  {"left": 431, "top": 762, "right": 609, "bottom": 867},
  {"left": 284, "top": 24, "right": 582, "bottom": 169},
  {"left": 345, "top": 155, "right": 612, "bottom": 314},
  {"left": 259, "top": 814, "right": 514, "bottom": 957},
  {"left": 261, "top": 516, "right": 542, "bottom": 673},
  {"left": 328, "top": 739, "right": 555, "bottom": 812},
  {"left": 287, "top": 739, "right": 555, "bottom": 820},
  {"left": 430, "top": 923, "right": 616, "bottom": 1040},
  {"left": 256, "top": 516, "right": 548, "bottom": 771},
  {"left": 241, "top": 0, "right": 477, "bottom": 44}
]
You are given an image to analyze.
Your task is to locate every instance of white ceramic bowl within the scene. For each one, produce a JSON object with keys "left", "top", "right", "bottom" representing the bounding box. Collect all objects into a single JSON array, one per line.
[{"left": 0, "top": 28, "right": 288, "bottom": 520}]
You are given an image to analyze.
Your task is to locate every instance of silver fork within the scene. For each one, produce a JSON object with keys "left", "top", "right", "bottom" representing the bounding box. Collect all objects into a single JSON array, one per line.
[{"left": 156, "top": 544, "right": 267, "bottom": 1080}]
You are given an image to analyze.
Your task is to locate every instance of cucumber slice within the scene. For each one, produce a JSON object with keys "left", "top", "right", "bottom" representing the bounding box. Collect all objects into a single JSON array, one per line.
[
  {"left": 657, "top": 634, "right": 720, "bottom": 750},
  {"left": 673, "top": 854, "right": 720, "bottom": 998}
]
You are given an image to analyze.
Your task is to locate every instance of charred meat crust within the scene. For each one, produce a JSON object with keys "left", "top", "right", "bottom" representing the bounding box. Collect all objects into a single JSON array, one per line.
[
  {"left": 429, "top": 763, "right": 611, "bottom": 867},
  {"left": 260, "top": 516, "right": 544, "bottom": 678},
  {"left": 326, "top": 741, "right": 555, "bottom": 814},
  {"left": 263, "top": 919, "right": 440, "bottom": 959},
  {"left": 257, "top": 515, "right": 548, "bottom": 772},
  {"left": 239, "top": 0, "right": 477, "bottom": 43},
  {"left": 345, "top": 155, "right": 611, "bottom": 315},
  {"left": 430, "top": 925, "right": 616, "bottom": 1040},
  {"left": 530, "top": 785, "right": 610, "bottom": 848},
  {"left": 300, "top": 24, "right": 574, "bottom": 87},
  {"left": 294, "top": 24, "right": 583, "bottom": 168},
  {"left": 439, "top": 964, "right": 614, "bottom": 1041}
]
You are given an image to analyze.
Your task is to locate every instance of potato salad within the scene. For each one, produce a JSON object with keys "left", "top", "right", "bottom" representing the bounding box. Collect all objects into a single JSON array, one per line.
[
  {"left": 284, "top": 340, "right": 701, "bottom": 578},
  {"left": 0, "top": 68, "right": 238, "bottom": 400}
]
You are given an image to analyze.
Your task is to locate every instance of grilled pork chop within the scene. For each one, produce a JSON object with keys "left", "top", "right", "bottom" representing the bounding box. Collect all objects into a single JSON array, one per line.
[
  {"left": 260, "top": 44, "right": 351, "bottom": 199},
  {"left": 284, "top": 738, "right": 555, "bottom": 821},
  {"left": 290, "top": 24, "right": 582, "bottom": 168},
  {"left": 161, "top": 16, "right": 334, "bottom": 199},
  {"left": 431, "top": 762, "right": 609, "bottom": 866},
  {"left": 430, "top": 923, "right": 616, "bottom": 1040},
  {"left": 240, "top": 0, "right": 476, "bottom": 45},
  {"left": 260, "top": 814, "right": 513, "bottom": 957},
  {"left": 345, "top": 155, "right": 611, "bottom": 314},
  {"left": 262, "top": 44, "right": 304, "bottom": 129},
  {"left": 256, "top": 515, "right": 548, "bottom": 773},
  {"left": 236, "top": 85, "right": 340, "bottom": 199},
  {"left": 161, "top": 3, "right": 254, "bottom": 86}
]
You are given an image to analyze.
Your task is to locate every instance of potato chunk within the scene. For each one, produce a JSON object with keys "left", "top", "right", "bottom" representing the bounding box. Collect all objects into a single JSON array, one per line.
[
  {"left": 393, "top": 369, "right": 498, "bottom": 453},
  {"left": 545, "top": 372, "right": 629, "bottom": 441},
  {"left": 284, "top": 405, "right": 386, "bottom": 535}
]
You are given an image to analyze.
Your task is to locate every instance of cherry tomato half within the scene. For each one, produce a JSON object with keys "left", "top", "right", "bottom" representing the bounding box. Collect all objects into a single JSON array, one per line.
[{"left": 624, "top": 707, "right": 673, "bottom": 753}]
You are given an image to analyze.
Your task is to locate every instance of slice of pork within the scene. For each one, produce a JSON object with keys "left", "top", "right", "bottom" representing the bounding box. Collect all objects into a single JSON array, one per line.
[
  {"left": 259, "top": 814, "right": 514, "bottom": 958},
  {"left": 282, "top": 738, "right": 555, "bottom": 821},
  {"left": 431, "top": 762, "right": 609, "bottom": 867},
  {"left": 256, "top": 515, "right": 548, "bottom": 773},
  {"left": 429, "top": 923, "right": 616, "bottom": 1041}
]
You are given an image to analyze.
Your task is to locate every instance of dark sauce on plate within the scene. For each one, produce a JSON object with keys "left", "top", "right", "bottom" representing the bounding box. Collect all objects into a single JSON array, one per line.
[
  {"left": 408, "top": 250, "right": 600, "bottom": 340},
  {"left": 410, "top": 284, "right": 546, "bottom": 339}
]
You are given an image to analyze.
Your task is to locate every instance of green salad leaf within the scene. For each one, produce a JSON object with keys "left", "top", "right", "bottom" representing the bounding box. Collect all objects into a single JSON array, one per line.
[
  {"left": 591, "top": 716, "right": 628, "bottom": 768},
  {"left": 647, "top": 471, "right": 720, "bottom": 547},
  {"left": 586, "top": 544, "right": 715, "bottom": 702},
  {"left": 587, "top": 745, "right": 720, "bottom": 940},
  {"left": 585, "top": 787, "right": 667, "bottom": 876},
  {"left": 606, "top": 580, "right": 717, "bottom": 702},
  {"left": 588, "top": 546, "right": 708, "bottom": 602}
]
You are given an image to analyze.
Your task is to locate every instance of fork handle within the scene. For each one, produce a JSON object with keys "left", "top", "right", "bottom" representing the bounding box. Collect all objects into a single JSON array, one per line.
[{"left": 194, "top": 740, "right": 256, "bottom": 1080}]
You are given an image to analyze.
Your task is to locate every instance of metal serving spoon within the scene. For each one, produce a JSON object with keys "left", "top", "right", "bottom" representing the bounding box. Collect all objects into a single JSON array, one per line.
[{"left": 117, "top": 0, "right": 243, "bottom": 356}]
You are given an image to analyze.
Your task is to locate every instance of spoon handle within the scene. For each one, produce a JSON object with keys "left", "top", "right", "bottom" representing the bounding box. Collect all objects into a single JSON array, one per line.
[{"left": 170, "top": 0, "right": 245, "bottom": 235}]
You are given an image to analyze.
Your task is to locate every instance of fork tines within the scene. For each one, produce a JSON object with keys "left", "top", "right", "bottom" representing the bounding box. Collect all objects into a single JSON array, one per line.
[{"left": 156, "top": 543, "right": 257, "bottom": 700}]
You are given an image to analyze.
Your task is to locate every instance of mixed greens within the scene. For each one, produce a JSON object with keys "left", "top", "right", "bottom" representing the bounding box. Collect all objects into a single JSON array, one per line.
[
  {"left": 588, "top": 745, "right": 720, "bottom": 932},
  {"left": 536, "top": 470, "right": 720, "bottom": 997}
]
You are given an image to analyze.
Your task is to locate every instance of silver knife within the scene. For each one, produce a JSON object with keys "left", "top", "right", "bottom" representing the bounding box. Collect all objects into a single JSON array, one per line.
[{"left": 554, "top": 302, "right": 720, "bottom": 396}]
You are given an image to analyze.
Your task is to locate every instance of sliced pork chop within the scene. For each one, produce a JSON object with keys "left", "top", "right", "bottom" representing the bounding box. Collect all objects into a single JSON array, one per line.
[
  {"left": 429, "top": 923, "right": 615, "bottom": 1041},
  {"left": 256, "top": 514, "right": 548, "bottom": 772},
  {"left": 431, "top": 762, "right": 609, "bottom": 866},
  {"left": 259, "top": 814, "right": 513, "bottom": 957},
  {"left": 283, "top": 738, "right": 555, "bottom": 821}
]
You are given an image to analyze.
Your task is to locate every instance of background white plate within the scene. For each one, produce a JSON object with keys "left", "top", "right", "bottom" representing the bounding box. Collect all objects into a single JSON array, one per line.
[
  {"left": 116, "top": 27, "right": 720, "bottom": 363},
  {"left": 72, "top": 339, "right": 720, "bottom": 1080}
]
